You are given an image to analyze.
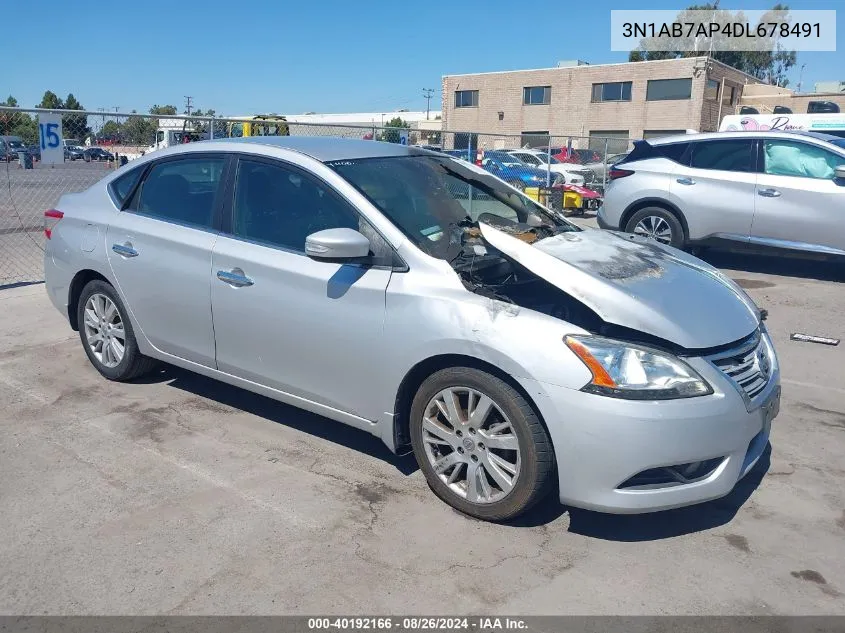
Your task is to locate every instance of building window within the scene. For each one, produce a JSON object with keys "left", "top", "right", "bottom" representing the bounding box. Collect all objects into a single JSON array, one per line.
[
  {"left": 722, "top": 85, "right": 736, "bottom": 106},
  {"left": 454, "top": 90, "right": 479, "bottom": 108},
  {"left": 588, "top": 130, "right": 630, "bottom": 154},
  {"left": 521, "top": 131, "right": 550, "bottom": 148},
  {"left": 705, "top": 79, "right": 720, "bottom": 100},
  {"left": 523, "top": 86, "right": 551, "bottom": 105},
  {"left": 646, "top": 78, "right": 693, "bottom": 101},
  {"left": 643, "top": 130, "right": 688, "bottom": 139},
  {"left": 591, "top": 82, "right": 632, "bottom": 102}
]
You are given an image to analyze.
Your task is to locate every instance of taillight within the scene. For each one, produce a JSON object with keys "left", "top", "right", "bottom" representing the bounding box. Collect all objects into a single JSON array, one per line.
[
  {"left": 44, "top": 209, "right": 63, "bottom": 239},
  {"left": 608, "top": 168, "right": 634, "bottom": 181}
]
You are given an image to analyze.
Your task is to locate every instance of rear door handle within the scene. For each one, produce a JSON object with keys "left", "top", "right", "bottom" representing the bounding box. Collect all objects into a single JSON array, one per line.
[
  {"left": 216, "top": 268, "right": 254, "bottom": 288},
  {"left": 112, "top": 242, "right": 138, "bottom": 258},
  {"left": 758, "top": 188, "right": 781, "bottom": 198},
  {"left": 676, "top": 177, "right": 696, "bottom": 185}
]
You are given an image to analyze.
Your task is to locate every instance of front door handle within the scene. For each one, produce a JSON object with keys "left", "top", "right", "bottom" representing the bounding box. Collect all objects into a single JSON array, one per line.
[
  {"left": 112, "top": 242, "right": 139, "bottom": 258},
  {"left": 758, "top": 188, "right": 781, "bottom": 198},
  {"left": 216, "top": 268, "right": 254, "bottom": 288},
  {"left": 676, "top": 177, "right": 696, "bottom": 185}
]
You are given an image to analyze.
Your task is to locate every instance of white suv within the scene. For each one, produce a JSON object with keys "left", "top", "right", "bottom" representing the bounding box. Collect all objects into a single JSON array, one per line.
[{"left": 599, "top": 131, "right": 845, "bottom": 257}]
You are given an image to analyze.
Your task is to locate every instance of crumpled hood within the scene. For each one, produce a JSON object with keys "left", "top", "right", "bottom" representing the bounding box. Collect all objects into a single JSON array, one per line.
[{"left": 479, "top": 223, "right": 761, "bottom": 349}]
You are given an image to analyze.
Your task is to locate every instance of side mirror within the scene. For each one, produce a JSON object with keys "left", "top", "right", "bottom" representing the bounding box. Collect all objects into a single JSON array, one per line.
[
  {"left": 305, "top": 228, "right": 370, "bottom": 261},
  {"left": 835, "top": 165, "right": 845, "bottom": 180}
]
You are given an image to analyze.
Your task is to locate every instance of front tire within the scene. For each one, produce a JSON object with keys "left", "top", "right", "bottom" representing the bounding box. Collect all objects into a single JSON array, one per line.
[
  {"left": 410, "top": 367, "right": 554, "bottom": 521},
  {"left": 76, "top": 280, "right": 157, "bottom": 381},
  {"left": 625, "top": 206, "right": 685, "bottom": 249}
]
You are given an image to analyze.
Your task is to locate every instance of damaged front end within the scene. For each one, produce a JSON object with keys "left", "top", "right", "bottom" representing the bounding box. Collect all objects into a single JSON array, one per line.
[{"left": 449, "top": 216, "right": 762, "bottom": 352}]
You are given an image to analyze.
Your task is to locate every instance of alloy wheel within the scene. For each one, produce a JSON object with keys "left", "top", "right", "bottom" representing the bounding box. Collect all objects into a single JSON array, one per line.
[
  {"left": 82, "top": 293, "right": 126, "bottom": 368},
  {"left": 633, "top": 215, "right": 673, "bottom": 244},
  {"left": 421, "top": 387, "right": 521, "bottom": 504}
]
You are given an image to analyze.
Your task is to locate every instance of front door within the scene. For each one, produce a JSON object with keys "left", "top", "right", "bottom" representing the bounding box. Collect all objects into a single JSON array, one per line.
[
  {"left": 210, "top": 156, "right": 393, "bottom": 420},
  {"left": 751, "top": 138, "right": 845, "bottom": 255},
  {"left": 106, "top": 154, "right": 227, "bottom": 367}
]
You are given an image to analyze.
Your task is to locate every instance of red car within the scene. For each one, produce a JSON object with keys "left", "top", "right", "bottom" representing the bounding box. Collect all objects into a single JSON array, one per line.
[{"left": 549, "top": 147, "right": 602, "bottom": 164}]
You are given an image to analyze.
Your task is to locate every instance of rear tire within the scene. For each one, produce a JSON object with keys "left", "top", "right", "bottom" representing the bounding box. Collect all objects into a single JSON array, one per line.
[
  {"left": 625, "top": 206, "right": 685, "bottom": 249},
  {"left": 409, "top": 367, "right": 554, "bottom": 521},
  {"left": 76, "top": 280, "right": 158, "bottom": 381}
]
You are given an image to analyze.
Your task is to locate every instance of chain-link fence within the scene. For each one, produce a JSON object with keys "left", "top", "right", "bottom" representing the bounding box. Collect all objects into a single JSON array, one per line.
[{"left": 1, "top": 106, "right": 632, "bottom": 286}]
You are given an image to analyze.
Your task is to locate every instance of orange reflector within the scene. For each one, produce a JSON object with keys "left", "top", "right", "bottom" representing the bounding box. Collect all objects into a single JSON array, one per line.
[{"left": 564, "top": 337, "right": 617, "bottom": 388}]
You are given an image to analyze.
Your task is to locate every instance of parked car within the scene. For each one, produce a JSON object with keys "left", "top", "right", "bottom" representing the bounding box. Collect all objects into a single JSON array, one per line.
[
  {"left": 582, "top": 152, "right": 630, "bottom": 183},
  {"left": 84, "top": 147, "right": 115, "bottom": 162},
  {"left": 26, "top": 145, "right": 41, "bottom": 161},
  {"left": 599, "top": 131, "right": 845, "bottom": 258},
  {"left": 3, "top": 139, "right": 29, "bottom": 160},
  {"left": 45, "top": 137, "right": 780, "bottom": 521},
  {"left": 479, "top": 151, "right": 564, "bottom": 189},
  {"left": 550, "top": 147, "right": 603, "bottom": 164},
  {"left": 64, "top": 146, "right": 85, "bottom": 161},
  {"left": 505, "top": 149, "right": 594, "bottom": 186}
]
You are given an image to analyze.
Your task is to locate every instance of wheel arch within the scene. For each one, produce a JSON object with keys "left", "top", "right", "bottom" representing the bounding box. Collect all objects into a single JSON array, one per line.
[
  {"left": 620, "top": 198, "right": 689, "bottom": 241},
  {"left": 67, "top": 269, "right": 110, "bottom": 331},
  {"left": 391, "top": 354, "right": 553, "bottom": 457}
]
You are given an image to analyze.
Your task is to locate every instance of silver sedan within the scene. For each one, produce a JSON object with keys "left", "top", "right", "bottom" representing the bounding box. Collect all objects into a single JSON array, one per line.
[{"left": 44, "top": 137, "right": 780, "bottom": 521}]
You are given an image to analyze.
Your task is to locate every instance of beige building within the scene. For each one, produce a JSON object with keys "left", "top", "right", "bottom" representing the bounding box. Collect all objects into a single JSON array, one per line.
[
  {"left": 738, "top": 83, "right": 845, "bottom": 115},
  {"left": 441, "top": 57, "right": 763, "bottom": 151}
]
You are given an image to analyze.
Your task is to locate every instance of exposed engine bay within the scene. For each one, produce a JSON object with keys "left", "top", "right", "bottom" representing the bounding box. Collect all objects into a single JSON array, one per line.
[{"left": 449, "top": 214, "right": 605, "bottom": 333}]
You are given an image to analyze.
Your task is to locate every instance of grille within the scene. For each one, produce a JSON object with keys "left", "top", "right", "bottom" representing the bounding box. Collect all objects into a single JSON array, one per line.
[{"left": 710, "top": 334, "right": 772, "bottom": 400}]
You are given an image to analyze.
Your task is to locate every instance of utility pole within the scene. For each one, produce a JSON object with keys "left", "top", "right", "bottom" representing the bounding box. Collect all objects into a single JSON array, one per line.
[
  {"left": 422, "top": 88, "right": 435, "bottom": 120},
  {"left": 184, "top": 96, "right": 193, "bottom": 116},
  {"left": 797, "top": 63, "right": 807, "bottom": 93}
]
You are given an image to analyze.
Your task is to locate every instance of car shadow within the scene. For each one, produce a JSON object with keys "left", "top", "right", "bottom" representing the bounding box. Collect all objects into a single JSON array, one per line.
[
  {"left": 699, "top": 249, "right": 845, "bottom": 283},
  {"left": 132, "top": 364, "right": 419, "bottom": 476},
  {"left": 561, "top": 444, "right": 771, "bottom": 541}
]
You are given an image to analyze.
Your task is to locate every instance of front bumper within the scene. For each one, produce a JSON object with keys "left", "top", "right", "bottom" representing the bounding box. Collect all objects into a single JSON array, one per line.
[{"left": 524, "top": 351, "right": 780, "bottom": 514}]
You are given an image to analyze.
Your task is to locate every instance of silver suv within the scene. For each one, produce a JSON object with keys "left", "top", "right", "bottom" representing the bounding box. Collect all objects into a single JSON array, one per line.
[{"left": 598, "top": 131, "right": 845, "bottom": 258}]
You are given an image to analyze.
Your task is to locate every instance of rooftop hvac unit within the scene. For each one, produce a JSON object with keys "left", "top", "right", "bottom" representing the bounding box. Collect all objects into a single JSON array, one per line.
[
  {"left": 739, "top": 106, "right": 760, "bottom": 115},
  {"left": 807, "top": 101, "right": 840, "bottom": 113},
  {"left": 773, "top": 105, "right": 793, "bottom": 114}
]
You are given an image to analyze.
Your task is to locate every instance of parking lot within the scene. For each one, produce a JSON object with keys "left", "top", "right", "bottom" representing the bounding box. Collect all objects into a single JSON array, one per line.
[{"left": 1, "top": 208, "right": 843, "bottom": 615}]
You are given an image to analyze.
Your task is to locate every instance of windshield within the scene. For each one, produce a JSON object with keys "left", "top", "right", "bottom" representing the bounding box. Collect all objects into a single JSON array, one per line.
[
  {"left": 827, "top": 138, "right": 845, "bottom": 150},
  {"left": 328, "top": 155, "right": 576, "bottom": 260},
  {"left": 8, "top": 141, "right": 24, "bottom": 149}
]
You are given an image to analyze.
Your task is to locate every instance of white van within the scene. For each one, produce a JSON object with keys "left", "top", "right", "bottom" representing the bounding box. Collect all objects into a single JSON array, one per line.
[{"left": 720, "top": 113, "right": 845, "bottom": 138}]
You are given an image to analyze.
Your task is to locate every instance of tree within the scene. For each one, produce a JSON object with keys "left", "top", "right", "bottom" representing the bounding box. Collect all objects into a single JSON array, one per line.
[
  {"left": 150, "top": 104, "right": 177, "bottom": 115},
  {"left": 37, "top": 90, "right": 63, "bottom": 109},
  {"left": 628, "top": 3, "right": 797, "bottom": 86},
  {"left": 63, "top": 93, "right": 90, "bottom": 140},
  {"left": 122, "top": 115, "right": 156, "bottom": 146},
  {"left": 101, "top": 120, "right": 122, "bottom": 141},
  {"left": 2, "top": 95, "right": 18, "bottom": 107},
  {"left": 378, "top": 117, "right": 409, "bottom": 144}
]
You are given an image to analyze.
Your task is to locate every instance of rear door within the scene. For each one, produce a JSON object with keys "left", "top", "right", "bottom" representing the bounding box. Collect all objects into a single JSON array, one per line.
[
  {"left": 751, "top": 138, "right": 845, "bottom": 254},
  {"left": 670, "top": 138, "right": 757, "bottom": 243},
  {"left": 106, "top": 153, "right": 228, "bottom": 367}
]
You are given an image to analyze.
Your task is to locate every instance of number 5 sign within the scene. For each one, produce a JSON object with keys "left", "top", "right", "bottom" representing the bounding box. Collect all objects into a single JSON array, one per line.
[{"left": 38, "top": 112, "right": 64, "bottom": 165}]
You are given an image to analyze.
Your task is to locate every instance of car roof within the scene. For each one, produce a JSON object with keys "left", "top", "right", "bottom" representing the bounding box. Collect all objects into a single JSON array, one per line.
[
  {"left": 648, "top": 130, "right": 845, "bottom": 145},
  {"left": 224, "top": 136, "right": 417, "bottom": 161}
]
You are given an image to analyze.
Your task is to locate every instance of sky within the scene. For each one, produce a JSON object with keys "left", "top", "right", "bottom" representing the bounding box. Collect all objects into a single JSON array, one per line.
[{"left": 3, "top": 0, "right": 843, "bottom": 117}]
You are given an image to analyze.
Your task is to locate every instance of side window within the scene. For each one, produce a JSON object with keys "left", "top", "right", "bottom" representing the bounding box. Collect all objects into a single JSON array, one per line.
[
  {"left": 133, "top": 156, "right": 225, "bottom": 229},
  {"left": 109, "top": 167, "right": 143, "bottom": 206},
  {"left": 764, "top": 140, "right": 843, "bottom": 180},
  {"left": 521, "top": 154, "right": 541, "bottom": 166},
  {"left": 656, "top": 143, "right": 690, "bottom": 164},
  {"left": 689, "top": 140, "right": 753, "bottom": 172},
  {"left": 233, "top": 159, "right": 383, "bottom": 258}
]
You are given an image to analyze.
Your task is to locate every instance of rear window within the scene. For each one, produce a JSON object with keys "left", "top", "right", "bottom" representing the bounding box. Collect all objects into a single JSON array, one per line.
[
  {"left": 109, "top": 167, "right": 143, "bottom": 206},
  {"left": 689, "top": 140, "right": 754, "bottom": 172}
]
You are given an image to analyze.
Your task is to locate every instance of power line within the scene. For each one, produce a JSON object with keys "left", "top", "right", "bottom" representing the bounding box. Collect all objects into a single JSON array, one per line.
[
  {"left": 422, "top": 88, "right": 435, "bottom": 120},
  {"left": 184, "top": 96, "right": 193, "bottom": 116}
]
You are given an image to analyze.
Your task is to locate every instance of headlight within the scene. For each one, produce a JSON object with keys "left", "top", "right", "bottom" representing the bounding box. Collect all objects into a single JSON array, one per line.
[
  {"left": 530, "top": 175, "right": 542, "bottom": 182},
  {"left": 564, "top": 335, "right": 712, "bottom": 400}
]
